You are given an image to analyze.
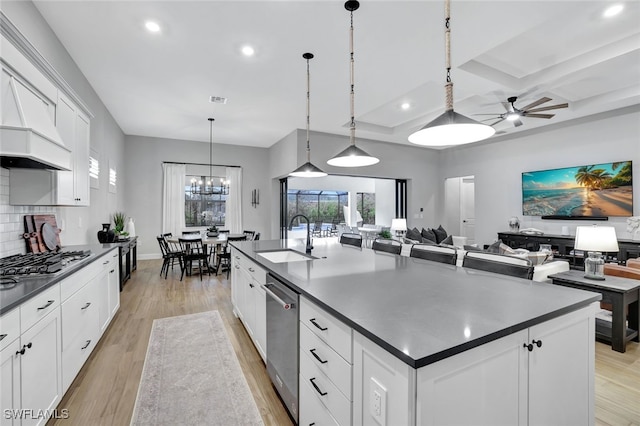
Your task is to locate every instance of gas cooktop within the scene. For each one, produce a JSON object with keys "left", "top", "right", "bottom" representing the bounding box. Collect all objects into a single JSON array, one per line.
[{"left": 0, "top": 250, "right": 92, "bottom": 278}]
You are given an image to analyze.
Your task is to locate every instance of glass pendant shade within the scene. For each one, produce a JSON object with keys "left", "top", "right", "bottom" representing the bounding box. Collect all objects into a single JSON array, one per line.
[
  {"left": 408, "top": 110, "right": 496, "bottom": 146},
  {"left": 327, "top": 145, "right": 379, "bottom": 167},
  {"left": 290, "top": 161, "right": 328, "bottom": 178}
]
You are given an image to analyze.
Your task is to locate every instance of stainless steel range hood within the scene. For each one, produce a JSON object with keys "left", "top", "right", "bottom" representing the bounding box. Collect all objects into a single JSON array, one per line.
[{"left": 0, "top": 75, "right": 71, "bottom": 171}]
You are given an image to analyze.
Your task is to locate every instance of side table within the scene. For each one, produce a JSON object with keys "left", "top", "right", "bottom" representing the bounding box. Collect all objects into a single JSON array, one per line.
[{"left": 549, "top": 270, "right": 639, "bottom": 352}]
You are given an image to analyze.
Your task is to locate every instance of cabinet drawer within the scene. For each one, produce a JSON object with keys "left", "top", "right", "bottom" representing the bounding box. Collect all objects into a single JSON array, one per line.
[
  {"left": 20, "top": 284, "right": 60, "bottom": 332},
  {"left": 300, "top": 351, "right": 351, "bottom": 426},
  {"left": 300, "top": 323, "right": 352, "bottom": 399},
  {"left": 300, "top": 298, "right": 352, "bottom": 362},
  {"left": 60, "top": 258, "right": 102, "bottom": 301},
  {"left": 300, "top": 376, "right": 340, "bottom": 426},
  {"left": 61, "top": 280, "right": 99, "bottom": 350},
  {"left": 233, "top": 250, "right": 267, "bottom": 284},
  {"left": 61, "top": 308, "right": 99, "bottom": 392},
  {"left": 0, "top": 308, "right": 20, "bottom": 351}
]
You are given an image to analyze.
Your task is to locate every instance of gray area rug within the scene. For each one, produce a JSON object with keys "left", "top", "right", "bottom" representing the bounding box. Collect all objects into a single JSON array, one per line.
[{"left": 130, "top": 311, "right": 264, "bottom": 425}]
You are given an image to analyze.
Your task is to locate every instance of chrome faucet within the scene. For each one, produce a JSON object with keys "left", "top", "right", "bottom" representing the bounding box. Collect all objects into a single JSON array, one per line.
[{"left": 289, "top": 214, "right": 313, "bottom": 254}]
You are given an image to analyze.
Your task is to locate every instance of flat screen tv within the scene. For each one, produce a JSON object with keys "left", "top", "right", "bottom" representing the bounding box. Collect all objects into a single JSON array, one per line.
[{"left": 522, "top": 161, "right": 633, "bottom": 218}]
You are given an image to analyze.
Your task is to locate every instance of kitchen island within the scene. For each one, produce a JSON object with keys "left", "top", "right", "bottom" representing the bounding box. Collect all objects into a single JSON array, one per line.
[{"left": 231, "top": 239, "right": 601, "bottom": 426}]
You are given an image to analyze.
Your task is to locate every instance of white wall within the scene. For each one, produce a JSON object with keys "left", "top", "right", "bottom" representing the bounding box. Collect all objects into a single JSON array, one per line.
[
  {"left": 374, "top": 178, "right": 396, "bottom": 227},
  {"left": 124, "top": 135, "right": 271, "bottom": 258},
  {"left": 439, "top": 107, "right": 640, "bottom": 247},
  {"left": 0, "top": 2, "right": 125, "bottom": 256}
]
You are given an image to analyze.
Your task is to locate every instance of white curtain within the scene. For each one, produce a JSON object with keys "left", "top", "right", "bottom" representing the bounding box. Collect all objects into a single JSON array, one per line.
[
  {"left": 225, "top": 167, "right": 242, "bottom": 233},
  {"left": 162, "top": 163, "right": 186, "bottom": 237}
]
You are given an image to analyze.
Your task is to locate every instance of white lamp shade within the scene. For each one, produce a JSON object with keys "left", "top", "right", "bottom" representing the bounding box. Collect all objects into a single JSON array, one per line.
[
  {"left": 408, "top": 110, "right": 496, "bottom": 146},
  {"left": 574, "top": 226, "right": 619, "bottom": 252},
  {"left": 390, "top": 218, "right": 407, "bottom": 232}
]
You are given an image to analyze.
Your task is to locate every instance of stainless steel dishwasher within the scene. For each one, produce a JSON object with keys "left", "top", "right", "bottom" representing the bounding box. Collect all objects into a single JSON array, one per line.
[{"left": 263, "top": 273, "right": 299, "bottom": 423}]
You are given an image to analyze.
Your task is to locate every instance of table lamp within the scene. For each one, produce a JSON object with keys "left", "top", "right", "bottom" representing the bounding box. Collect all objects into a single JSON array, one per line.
[
  {"left": 574, "top": 225, "right": 619, "bottom": 280},
  {"left": 390, "top": 218, "right": 407, "bottom": 238}
]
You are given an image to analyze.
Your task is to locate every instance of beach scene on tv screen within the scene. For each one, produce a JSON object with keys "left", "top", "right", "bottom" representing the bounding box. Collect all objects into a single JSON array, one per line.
[{"left": 522, "top": 161, "right": 633, "bottom": 217}]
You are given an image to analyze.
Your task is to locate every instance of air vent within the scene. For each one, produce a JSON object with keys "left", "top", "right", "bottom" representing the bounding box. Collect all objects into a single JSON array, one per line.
[{"left": 209, "top": 96, "right": 228, "bottom": 104}]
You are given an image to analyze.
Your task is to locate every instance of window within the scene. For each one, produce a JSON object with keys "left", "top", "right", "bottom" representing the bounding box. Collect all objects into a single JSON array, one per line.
[
  {"left": 287, "top": 189, "right": 348, "bottom": 223},
  {"left": 356, "top": 192, "right": 375, "bottom": 225},
  {"left": 185, "top": 175, "right": 228, "bottom": 227}
]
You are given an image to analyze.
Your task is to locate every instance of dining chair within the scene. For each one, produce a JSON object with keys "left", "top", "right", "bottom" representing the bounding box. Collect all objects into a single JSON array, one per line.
[
  {"left": 410, "top": 244, "right": 457, "bottom": 265},
  {"left": 243, "top": 230, "right": 256, "bottom": 240},
  {"left": 462, "top": 251, "right": 533, "bottom": 279},
  {"left": 340, "top": 233, "right": 363, "bottom": 248},
  {"left": 178, "top": 237, "right": 211, "bottom": 281},
  {"left": 214, "top": 235, "right": 248, "bottom": 278},
  {"left": 253, "top": 232, "right": 261, "bottom": 241},
  {"left": 372, "top": 238, "right": 402, "bottom": 255},
  {"left": 157, "top": 236, "right": 183, "bottom": 278},
  {"left": 182, "top": 230, "right": 200, "bottom": 236}
]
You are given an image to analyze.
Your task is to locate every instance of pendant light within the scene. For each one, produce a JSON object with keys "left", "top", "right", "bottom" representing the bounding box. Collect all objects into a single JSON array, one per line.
[
  {"left": 290, "top": 53, "right": 327, "bottom": 178},
  {"left": 408, "top": 0, "right": 495, "bottom": 146},
  {"left": 327, "top": 0, "right": 379, "bottom": 168}
]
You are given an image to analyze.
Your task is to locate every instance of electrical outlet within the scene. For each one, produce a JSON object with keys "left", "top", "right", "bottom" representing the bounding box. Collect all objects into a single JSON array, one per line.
[{"left": 369, "top": 378, "right": 387, "bottom": 426}]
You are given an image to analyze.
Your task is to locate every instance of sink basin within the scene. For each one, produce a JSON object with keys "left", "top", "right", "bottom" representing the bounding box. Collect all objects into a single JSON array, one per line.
[{"left": 257, "top": 249, "right": 316, "bottom": 263}]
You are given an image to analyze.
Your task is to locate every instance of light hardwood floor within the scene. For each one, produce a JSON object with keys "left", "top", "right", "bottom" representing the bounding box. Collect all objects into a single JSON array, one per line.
[{"left": 52, "top": 259, "right": 639, "bottom": 425}]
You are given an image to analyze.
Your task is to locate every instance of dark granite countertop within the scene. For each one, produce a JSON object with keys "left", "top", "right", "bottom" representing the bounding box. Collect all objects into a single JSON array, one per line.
[
  {"left": 232, "top": 239, "right": 601, "bottom": 368},
  {"left": 0, "top": 244, "right": 120, "bottom": 315}
]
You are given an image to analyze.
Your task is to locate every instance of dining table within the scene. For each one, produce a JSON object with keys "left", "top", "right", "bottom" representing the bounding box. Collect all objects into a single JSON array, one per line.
[{"left": 167, "top": 233, "right": 246, "bottom": 269}]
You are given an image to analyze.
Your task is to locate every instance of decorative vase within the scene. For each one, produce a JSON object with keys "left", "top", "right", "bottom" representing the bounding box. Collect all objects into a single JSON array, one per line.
[
  {"left": 508, "top": 216, "right": 520, "bottom": 232},
  {"left": 97, "top": 223, "right": 116, "bottom": 243},
  {"left": 125, "top": 217, "right": 136, "bottom": 238}
]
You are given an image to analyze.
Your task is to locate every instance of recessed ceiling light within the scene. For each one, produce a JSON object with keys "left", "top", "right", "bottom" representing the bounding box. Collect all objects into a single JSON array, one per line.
[
  {"left": 241, "top": 45, "right": 255, "bottom": 57},
  {"left": 145, "top": 21, "right": 161, "bottom": 33},
  {"left": 401, "top": 102, "right": 411, "bottom": 110},
  {"left": 603, "top": 4, "right": 624, "bottom": 18}
]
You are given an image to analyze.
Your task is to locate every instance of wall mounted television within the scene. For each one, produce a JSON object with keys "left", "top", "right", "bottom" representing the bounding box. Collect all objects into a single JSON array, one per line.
[{"left": 522, "top": 161, "right": 633, "bottom": 219}]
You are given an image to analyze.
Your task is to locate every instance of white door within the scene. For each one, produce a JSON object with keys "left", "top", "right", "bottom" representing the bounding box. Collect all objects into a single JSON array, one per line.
[{"left": 460, "top": 177, "right": 475, "bottom": 244}]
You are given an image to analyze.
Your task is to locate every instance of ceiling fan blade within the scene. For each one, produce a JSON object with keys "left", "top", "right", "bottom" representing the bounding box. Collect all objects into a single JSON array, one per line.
[
  {"left": 524, "top": 113, "right": 555, "bottom": 119},
  {"left": 473, "top": 113, "right": 504, "bottom": 116},
  {"left": 501, "top": 101, "right": 514, "bottom": 113},
  {"left": 520, "top": 97, "right": 552, "bottom": 111},
  {"left": 488, "top": 118, "right": 506, "bottom": 127},
  {"left": 513, "top": 119, "right": 523, "bottom": 127},
  {"left": 479, "top": 117, "right": 501, "bottom": 122},
  {"left": 526, "top": 103, "right": 568, "bottom": 113}
]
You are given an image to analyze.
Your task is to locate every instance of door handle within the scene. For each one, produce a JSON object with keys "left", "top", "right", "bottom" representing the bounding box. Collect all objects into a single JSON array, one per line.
[
  {"left": 37, "top": 300, "right": 54, "bottom": 310},
  {"left": 310, "top": 377, "right": 328, "bottom": 396},
  {"left": 310, "top": 348, "right": 328, "bottom": 364}
]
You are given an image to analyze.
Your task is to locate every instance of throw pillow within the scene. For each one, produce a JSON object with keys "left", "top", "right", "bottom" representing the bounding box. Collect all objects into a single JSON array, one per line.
[
  {"left": 440, "top": 235, "right": 454, "bottom": 245},
  {"left": 403, "top": 237, "right": 421, "bottom": 244},
  {"left": 420, "top": 237, "right": 437, "bottom": 245},
  {"left": 499, "top": 243, "right": 516, "bottom": 255},
  {"left": 406, "top": 227, "right": 422, "bottom": 242},
  {"left": 433, "top": 225, "right": 447, "bottom": 244},
  {"left": 421, "top": 228, "right": 437, "bottom": 243},
  {"left": 464, "top": 244, "right": 484, "bottom": 252},
  {"left": 486, "top": 239, "right": 502, "bottom": 253}
]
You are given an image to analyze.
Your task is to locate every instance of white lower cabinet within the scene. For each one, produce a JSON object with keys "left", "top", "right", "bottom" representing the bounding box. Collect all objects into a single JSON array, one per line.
[
  {"left": 351, "top": 303, "right": 597, "bottom": 426},
  {"left": 230, "top": 249, "right": 267, "bottom": 362},
  {"left": 299, "top": 297, "right": 353, "bottom": 426},
  {"left": 0, "top": 248, "right": 120, "bottom": 425}
]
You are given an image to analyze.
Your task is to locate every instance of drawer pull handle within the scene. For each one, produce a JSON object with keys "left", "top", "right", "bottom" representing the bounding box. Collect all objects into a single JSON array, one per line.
[
  {"left": 81, "top": 340, "right": 92, "bottom": 350},
  {"left": 235, "top": 265, "right": 240, "bottom": 269},
  {"left": 248, "top": 267, "right": 255, "bottom": 272},
  {"left": 37, "top": 300, "right": 54, "bottom": 310},
  {"left": 81, "top": 302, "right": 92, "bottom": 310},
  {"left": 310, "top": 377, "right": 327, "bottom": 396},
  {"left": 103, "top": 261, "right": 109, "bottom": 265},
  {"left": 249, "top": 283, "right": 254, "bottom": 288},
  {"left": 235, "top": 256, "right": 240, "bottom": 260},
  {"left": 309, "top": 318, "right": 327, "bottom": 331},
  {"left": 113, "top": 253, "right": 118, "bottom": 258},
  {"left": 310, "top": 348, "right": 328, "bottom": 364},
  {"left": 110, "top": 269, "right": 115, "bottom": 273},
  {"left": 0, "top": 334, "right": 7, "bottom": 341}
]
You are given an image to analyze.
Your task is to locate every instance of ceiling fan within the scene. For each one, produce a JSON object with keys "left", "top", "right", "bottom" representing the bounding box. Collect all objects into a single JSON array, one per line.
[{"left": 476, "top": 96, "right": 569, "bottom": 127}]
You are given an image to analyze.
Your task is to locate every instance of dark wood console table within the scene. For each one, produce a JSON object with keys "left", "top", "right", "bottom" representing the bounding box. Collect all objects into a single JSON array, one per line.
[
  {"left": 549, "top": 270, "right": 639, "bottom": 353},
  {"left": 116, "top": 236, "right": 138, "bottom": 290},
  {"left": 498, "top": 231, "right": 640, "bottom": 270}
]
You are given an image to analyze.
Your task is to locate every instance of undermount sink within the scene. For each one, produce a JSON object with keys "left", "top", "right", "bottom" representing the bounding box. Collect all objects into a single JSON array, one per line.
[{"left": 256, "top": 249, "right": 317, "bottom": 263}]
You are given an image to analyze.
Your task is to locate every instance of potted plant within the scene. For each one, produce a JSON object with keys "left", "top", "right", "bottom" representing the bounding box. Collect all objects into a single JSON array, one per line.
[
  {"left": 113, "top": 212, "right": 128, "bottom": 239},
  {"left": 378, "top": 229, "right": 392, "bottom": 239}
]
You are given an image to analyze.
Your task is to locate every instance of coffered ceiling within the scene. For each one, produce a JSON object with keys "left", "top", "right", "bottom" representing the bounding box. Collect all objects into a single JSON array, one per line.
[{"left": 30, "top": 0, "right": 640, "bottom": 149}]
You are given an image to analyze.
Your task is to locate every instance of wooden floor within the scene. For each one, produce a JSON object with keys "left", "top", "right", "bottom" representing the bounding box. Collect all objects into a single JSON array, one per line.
[{"left": 52, "top": 259, "right": 640, "bottom": 426}]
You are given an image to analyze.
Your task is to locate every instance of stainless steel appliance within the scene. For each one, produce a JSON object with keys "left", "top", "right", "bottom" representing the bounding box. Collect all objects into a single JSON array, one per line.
[{"left": 263, "top": 273, "right": 299, "bottom": 423}]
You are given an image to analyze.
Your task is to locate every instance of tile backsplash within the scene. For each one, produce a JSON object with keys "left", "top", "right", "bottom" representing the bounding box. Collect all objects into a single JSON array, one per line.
[{"left": 1, "top": 168, "right": 58, "bottom": 257}]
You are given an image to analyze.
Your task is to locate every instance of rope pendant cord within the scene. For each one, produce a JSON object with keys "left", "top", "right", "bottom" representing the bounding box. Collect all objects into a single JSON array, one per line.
[
  {"left": 444, "top": 0, "right": 453, "bottom": 111},
  {"left": 349, "top": 9, "right": 356, "bottom": 147},
  {"left": 208, "top": 118, "right": 214, "bottom": 186}
]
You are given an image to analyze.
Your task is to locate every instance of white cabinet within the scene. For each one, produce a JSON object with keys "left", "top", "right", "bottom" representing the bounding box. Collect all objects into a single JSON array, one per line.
[
  {"left": 9, "top": 92, "right": 90, "bottom": 206},
  {"left": 97, "top": 250, "right": 120, "bottom": 333},
  {"left": 0, "top": 308, "right": 21, "bottom": 426},
  {"left": 107, "top": 250, "right": 120, "bottom": 319},
  {"left": 299, "top": 297, "right": 353, "bottom": 426},
  {"left": 230, "top": 249, "right": 267, "bottom": 362}
]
